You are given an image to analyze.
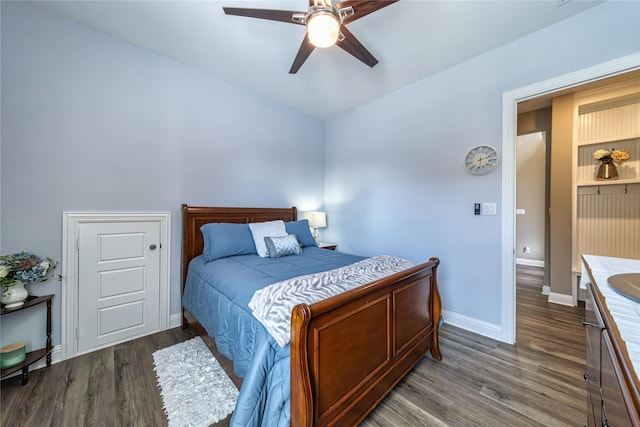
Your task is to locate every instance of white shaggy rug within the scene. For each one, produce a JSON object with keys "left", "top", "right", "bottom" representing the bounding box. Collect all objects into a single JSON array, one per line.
[{"left": 152, "top": 337, "right": 239, "bottom": 427}]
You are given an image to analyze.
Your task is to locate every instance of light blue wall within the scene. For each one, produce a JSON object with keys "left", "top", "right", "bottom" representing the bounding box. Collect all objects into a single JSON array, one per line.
[
  {"left": 0, "top": 2, "right": 324, "bottom": 348},
  {"left": 2, "top": 0, "right": 639, "bottom": 356},
  {"left": 323, "top": 1, "right": 640, "bottom": 329}
]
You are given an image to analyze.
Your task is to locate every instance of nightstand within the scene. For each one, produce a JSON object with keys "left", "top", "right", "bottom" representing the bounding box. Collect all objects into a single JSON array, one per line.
[{"left": 318, "top": 242, "right": 337, "bottom": 251}]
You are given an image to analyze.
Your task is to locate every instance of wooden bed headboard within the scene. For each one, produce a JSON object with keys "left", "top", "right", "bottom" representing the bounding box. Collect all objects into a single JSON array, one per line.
[{"left": 181, "top": 204, "right": 298, "bottom": 296}]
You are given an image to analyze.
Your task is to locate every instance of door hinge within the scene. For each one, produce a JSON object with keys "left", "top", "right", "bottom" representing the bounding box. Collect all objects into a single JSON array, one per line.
[
  {"left": 76, "top": 236, "right": 80, "bottom": 251},
  {"left": 75, "top": 326, "right": 80, "bottom": 340}
]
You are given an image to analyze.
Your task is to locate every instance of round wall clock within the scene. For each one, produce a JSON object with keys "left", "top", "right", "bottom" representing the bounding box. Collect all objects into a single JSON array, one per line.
[{"left": 464, "top": 145, "right": 500, "bottom": 175}]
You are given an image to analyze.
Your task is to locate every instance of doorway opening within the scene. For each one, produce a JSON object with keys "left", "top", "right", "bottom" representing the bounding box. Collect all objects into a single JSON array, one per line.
[{"left": 501, "top": 54, "right": 640, "bottom": 344}]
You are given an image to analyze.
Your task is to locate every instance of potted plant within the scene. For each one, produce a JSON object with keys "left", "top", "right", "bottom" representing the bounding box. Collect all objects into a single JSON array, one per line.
[{"left": 0, "top": 251, "right": 58, "bottom": 308}]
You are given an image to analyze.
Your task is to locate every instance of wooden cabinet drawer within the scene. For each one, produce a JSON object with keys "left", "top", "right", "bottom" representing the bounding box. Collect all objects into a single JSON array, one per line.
[{"left": 601, "top": 331, "right": 637, "bottom": 426}]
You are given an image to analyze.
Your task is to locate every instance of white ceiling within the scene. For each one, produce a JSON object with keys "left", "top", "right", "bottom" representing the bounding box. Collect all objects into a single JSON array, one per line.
[{"left": 33, "top": 0, "right": 603, "bottom": 119}]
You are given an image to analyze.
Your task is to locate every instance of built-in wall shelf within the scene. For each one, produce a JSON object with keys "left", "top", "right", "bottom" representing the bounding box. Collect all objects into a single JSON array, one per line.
[
  {"left": 578, "top": 135, "right": 640, "bottom": 147},
  {"left": 576, "top": 139, "right": 640, "bottom": 184},
  {"left": 572, "top": 78, "right": 640, "bottom": 272},
  {"left": 577, "top": 179, "right": 640, "bottom": 187}
]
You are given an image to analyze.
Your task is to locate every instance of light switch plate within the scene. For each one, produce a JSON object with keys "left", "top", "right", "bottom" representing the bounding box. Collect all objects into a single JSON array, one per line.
[{"left": 482, "top": 203, "right": 497, "bottom": 215}]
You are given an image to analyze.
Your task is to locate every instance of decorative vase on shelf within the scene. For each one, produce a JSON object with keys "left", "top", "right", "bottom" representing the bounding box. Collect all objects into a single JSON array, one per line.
[
  {"left": 1, "top": 281, "right": 29, "bottom": 308},
  {"left": 595, "top": 159, "right": 618, "bottom": 181}
]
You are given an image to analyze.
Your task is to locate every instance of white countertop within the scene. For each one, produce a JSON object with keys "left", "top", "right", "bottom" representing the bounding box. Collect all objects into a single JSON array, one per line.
[{"left": 582, "top": 255, "right": 640, "bottom": 377}]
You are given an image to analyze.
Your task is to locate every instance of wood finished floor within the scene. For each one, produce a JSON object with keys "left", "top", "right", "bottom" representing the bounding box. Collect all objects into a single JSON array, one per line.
[
  {"left": 361, "top": 275, "right": 586, "bottom": 427},
  {"left": 1, "top": 269, "right": 586, "bottom": 426}
]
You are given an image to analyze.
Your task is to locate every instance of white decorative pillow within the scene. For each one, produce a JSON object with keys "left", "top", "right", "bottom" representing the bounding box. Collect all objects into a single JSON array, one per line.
[
  {"left": 249, "top": 220, "right": 287, "bottom": 257},
  {"left": 264, "top": 235, "right": 302, "bottom": 258}
]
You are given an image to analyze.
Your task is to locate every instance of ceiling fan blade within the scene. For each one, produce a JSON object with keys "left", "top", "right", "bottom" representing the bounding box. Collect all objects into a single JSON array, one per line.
[
  {"left": 336, "top": 1, "right": 399, "bottom": 24},
  {"left": 289, "top": 34, "right": 316, "bottom": 74},
  {"left": 223, "top": 7, "right": 305, "bottom": 25},
  {"left": 336, "top": 26, "right": 378, "bottom": 68}
]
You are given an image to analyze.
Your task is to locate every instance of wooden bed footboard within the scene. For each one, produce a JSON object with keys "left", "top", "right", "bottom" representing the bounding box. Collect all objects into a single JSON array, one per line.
[
  {"left": 181, "top": 205, "right": 441, "bottom": 426},
  {"left": 291, "top": 257, "right": 441, "bottom": 427}
]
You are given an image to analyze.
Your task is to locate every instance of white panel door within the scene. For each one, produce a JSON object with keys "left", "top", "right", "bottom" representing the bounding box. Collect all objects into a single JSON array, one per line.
[{"left": 77, "top": 221, "right": 161, "bottom": 354}]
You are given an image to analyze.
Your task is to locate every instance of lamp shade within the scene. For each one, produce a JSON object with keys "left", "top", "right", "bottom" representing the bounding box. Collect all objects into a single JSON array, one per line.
[
  {"left": 306, "top": 11, "right": 340, "bottom": 48},
  {"left": 302, "top": 211, "right": 327, "bottom": 229}
]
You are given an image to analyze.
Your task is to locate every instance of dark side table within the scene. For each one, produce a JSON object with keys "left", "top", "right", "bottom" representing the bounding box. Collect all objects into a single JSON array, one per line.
[{"left": 1, "top": 294, "right": 53, "bottom": 385}]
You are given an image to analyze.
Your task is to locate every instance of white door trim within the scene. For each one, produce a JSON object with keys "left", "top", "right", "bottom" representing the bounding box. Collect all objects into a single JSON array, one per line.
[
  {"left": 61, "top": 212, "right": 171, "bottom": 360},
  {"left": 501, "top": 52, "right": 640, "bottom": 344}
]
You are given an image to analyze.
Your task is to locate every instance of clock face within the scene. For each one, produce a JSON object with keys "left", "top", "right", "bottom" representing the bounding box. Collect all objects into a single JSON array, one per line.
[{"left": 464, "top": 145, "right": 500, "bottom": 175}]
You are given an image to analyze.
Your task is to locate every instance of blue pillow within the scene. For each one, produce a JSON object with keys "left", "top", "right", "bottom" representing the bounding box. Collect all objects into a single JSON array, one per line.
[
  {"left": 264, "top": 235, "right": 302, "bottom": 258},
  {"left": 201, "top": 223, "right": 257, "bottom": 262},
  {"left": 285, "top": 220, "right": 317, "bottom": 247}
]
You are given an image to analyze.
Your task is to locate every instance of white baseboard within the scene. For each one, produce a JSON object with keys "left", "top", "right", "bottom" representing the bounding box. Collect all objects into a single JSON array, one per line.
[
  {"left": 40, "top": 316, "right": 183, "bottom": 370},
  {"left": 548, "top": 292, "right": 575, "bottom": 306},
  {"left": 16, "top": 312, "right": 506, "bottom": 379},
  {"left": 441, "top": 310, "right": 503, "bottom": 342},
  {"left": 542, "top": 287, "right": 575, "bottom": 305},
  {"left": 516, "top": 258, "right": 545, "bottom": 267},
  {"left": 169, "top": 312, "right": 182, "bottom": 329},
  {"left": 34, "top": 345, "right": 63, "bottom": 368}
]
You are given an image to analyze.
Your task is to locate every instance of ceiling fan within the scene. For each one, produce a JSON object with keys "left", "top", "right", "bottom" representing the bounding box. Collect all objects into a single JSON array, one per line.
[{"left": 223, "top": 0, "right": 399, "bottom": 74}]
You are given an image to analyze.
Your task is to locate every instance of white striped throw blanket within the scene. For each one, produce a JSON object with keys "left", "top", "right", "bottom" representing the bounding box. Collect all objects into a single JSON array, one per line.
[{"left": 248, "top": 255, "right": 416, "bottom": 347}]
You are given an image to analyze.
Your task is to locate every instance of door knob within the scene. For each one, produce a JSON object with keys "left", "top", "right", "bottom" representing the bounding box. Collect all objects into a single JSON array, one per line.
[{"left": 149, "top": 244, "right": 157, "bottom": 250}]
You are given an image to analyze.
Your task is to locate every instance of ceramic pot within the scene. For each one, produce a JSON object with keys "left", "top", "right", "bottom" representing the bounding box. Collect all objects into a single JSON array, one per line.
[{"left": 1, "top": 281, "right": 29, "bottom": 308}]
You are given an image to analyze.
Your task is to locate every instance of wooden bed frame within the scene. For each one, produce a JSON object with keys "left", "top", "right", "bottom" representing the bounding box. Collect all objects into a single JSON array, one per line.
[{"left": 181, "top": 204, "right": 442, "bottom": 426}]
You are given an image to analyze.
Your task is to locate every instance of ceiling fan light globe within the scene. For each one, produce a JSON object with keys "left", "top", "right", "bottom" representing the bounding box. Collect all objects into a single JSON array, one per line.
[{"left": 307, "top": 12, "right": 340, "bottom": 48}]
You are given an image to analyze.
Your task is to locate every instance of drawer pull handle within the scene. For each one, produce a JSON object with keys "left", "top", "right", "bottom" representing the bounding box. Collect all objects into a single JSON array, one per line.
[
  {"left": 583, "top": 372, "right": 598, "bottom": 382},
  {"left": 582, "top": 319, "right": 603, "bottom": 329}
]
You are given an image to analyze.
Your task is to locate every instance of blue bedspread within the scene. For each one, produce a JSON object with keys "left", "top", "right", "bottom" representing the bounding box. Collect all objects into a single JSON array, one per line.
[{"left": 182, "top": 247, "right": 364, "bottom": 427}]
